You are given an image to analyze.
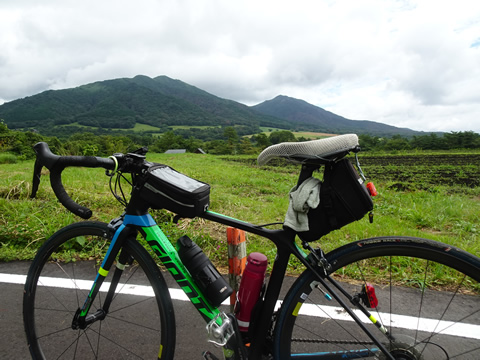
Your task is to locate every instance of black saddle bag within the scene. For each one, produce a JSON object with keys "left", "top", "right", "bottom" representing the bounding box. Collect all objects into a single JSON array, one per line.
[
  {"left": 298, "top": 159, "right": 373, "bottom": 242},
  {"left": 139, "top": 164, "right": 210, "bottom": 218}
]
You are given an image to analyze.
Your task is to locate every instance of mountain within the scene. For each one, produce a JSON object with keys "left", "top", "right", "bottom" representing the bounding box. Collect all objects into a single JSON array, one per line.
[
  {"left": 0, "top": 75, "right": 422, "bottom": 137},
  {"left": 0, "top": 75, "right": 287, "bottom": 131},
  {"left": 252, "top": 95, "right": 419, "bottom": 137}
]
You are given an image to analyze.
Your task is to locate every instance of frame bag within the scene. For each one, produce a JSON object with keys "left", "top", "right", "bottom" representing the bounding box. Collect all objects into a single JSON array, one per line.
[
  {"left": 139, "top": 164, "right": 210, "bottom": 218},
  {"left": 298, "top": 159, "right": 373, "bottom": 242}
]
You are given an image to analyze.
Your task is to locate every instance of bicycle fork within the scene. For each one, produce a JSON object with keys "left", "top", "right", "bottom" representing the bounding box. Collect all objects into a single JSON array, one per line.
[{"left": 72, "top": 218, "right": 133, "bottom": 330}]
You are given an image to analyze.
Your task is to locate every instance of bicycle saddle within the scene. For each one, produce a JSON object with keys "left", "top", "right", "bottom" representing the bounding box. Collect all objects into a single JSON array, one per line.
[{"left": 257, "top": 134, "right": 360, "bottom": 165}]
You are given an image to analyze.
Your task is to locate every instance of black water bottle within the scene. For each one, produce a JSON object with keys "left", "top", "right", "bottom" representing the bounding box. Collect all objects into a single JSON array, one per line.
[{"left": 177, "top": 235, "right": 233, "bottom": 307}]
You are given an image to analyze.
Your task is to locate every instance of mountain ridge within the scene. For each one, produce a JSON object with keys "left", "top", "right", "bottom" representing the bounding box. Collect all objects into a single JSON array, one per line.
[
  {"left": 0, "top": 75, "right": 424, "bottom": 136},
  {"left": 252, "top": 95, "right": 418, "bottom": 136}
]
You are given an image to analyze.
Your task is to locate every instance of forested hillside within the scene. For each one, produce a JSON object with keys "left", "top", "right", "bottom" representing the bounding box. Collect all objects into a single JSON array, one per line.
[
  {"left": 253, "top": 95, "right": 420, "bottom": 137},
  {"left": 0, "top": 76, "right": 287, "bottom": 135},
  {"left": 1, "top": 75, "right": 427, "bottom": 138}
]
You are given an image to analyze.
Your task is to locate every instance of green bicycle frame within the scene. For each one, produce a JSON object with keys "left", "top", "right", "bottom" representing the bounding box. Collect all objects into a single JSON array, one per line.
[
  {"left": 141, "top": 217, "right": 222, "bottom": 323},
  {"left": 76, "top": 213, "right": 221, "bottom": 327},
  {"left": 76, "top": 211, "right": 393, "bottom": 359}
]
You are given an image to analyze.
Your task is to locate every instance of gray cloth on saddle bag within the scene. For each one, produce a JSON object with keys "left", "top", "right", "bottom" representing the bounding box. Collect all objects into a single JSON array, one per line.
[{"left": 284, "top": 177, "right": 321, "bottom": 232}]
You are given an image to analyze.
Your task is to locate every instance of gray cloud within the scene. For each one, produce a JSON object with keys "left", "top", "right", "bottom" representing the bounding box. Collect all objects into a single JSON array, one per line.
[{"left": 0, "top": 0, "right": 479, "bottom": 132}]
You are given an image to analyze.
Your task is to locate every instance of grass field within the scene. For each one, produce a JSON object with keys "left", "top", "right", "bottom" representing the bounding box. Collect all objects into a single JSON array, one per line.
[
  {"left": 56, "top": 124, "right": 334, "bottom": 140},
  {"left": 259, "top": 127, "right": 336, "bottom": 139},
  {"left": 170, "top": 125, "right": 221, "bottom": 130},
  {"left": 61, "top": 122, "right": 163, "bottom": 132},
  {"left": 1, "top": 151, "right": 479, "bottom": 276}
]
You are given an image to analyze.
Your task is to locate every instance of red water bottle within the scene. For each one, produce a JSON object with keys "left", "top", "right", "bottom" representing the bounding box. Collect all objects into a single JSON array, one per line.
[{"left": 235, "top": 252, "right": 268, "bottom": 332}]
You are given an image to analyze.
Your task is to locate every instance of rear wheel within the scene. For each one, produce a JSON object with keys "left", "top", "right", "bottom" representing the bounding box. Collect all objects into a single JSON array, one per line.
[
  {"left": 274, "top": 236, "right": 480, "bottom": 359},
  {"left": 23, "top": 221, "right": 176, "bottom": 359}
]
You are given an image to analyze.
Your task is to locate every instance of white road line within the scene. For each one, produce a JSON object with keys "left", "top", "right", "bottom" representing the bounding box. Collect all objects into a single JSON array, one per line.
[
  {"left": 2, "top": 273, "right": 188, "bottom": 300},
  {"left": 4, "top": 273, "right": 479, "bottom": 339},
  {"left": 296, "top": 303, "right": 480, "bottom": 340}
]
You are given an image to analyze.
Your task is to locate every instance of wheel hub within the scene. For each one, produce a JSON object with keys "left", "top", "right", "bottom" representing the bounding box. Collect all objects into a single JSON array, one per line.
[
  {"left": 377, "top": 335, "right": 424, "bottom": 360},
  {"left": 389, "top": 348, "right": 420, "bottom": 360}
]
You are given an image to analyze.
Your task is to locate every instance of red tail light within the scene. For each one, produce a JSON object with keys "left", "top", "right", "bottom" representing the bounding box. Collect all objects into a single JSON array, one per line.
[
  {"left": 366, "top": 182, "right": 378, "bottom": 196},
  {"left": 362, "top": 283, "right": 378, "bottom": 308}
]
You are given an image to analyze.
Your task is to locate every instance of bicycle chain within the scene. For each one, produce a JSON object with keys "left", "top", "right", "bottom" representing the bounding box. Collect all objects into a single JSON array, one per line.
[{"left": 292, "top": 338, "right": 374, "bottom": 345}]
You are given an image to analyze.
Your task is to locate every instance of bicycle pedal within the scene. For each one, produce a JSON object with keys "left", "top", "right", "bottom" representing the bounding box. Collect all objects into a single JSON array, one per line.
[{"left": 202, "top": 350, "right": 220, "bottom": 360}]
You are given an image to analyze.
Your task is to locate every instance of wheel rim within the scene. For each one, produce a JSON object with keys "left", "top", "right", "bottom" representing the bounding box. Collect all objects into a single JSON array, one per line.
[
  {"left": 25, "top": 229, "right": 167, "bottom": 359},
  {"left": 282, "top": 251, "right": 480, "bottom": 359}
]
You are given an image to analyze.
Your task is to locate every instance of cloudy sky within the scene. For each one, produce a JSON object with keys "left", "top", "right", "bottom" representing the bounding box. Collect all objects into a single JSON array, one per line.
[{"left": 1, "top": 0, "right": 479, "bottom": 133}]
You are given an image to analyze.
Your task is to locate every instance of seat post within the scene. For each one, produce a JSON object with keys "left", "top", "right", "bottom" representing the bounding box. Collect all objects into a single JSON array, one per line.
[{"left": 296, "top": 164, "right": 320, "bottom": 187}]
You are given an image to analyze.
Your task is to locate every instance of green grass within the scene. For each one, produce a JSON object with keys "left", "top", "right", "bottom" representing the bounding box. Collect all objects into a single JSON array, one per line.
[
  {"left": 170, "top": 125, "right": 221, "bottom": 130},
  {"left": 129, "top": 123, "right": 163, "bottom": 132},
  {"left": 60, "top": 122, "right": 163, "bottom": 132},
  {"left": 0, "top": 153, "right": 18, "bottom": 164},
  {"left": 1, "top": 152, "right": 479, "bottom": 278},
  {"left": 258, "top": 127, "right": 335, "bottom": 139}
]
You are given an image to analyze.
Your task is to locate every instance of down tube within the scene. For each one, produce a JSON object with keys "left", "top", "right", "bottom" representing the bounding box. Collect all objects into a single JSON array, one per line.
[{"left": 138, "top": 220, "right": 221, "bottom": 323}]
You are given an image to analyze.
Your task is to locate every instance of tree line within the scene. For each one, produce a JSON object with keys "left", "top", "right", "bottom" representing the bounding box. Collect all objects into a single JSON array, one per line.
[
  {"left": 1, "top": 119, "right": 479, "bottom": 163},
  {"left": 359, "top": 132, "right": 480, "bottom": 151}
]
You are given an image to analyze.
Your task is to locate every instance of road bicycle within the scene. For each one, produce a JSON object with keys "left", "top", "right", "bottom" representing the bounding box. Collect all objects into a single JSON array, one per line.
[{"left": 23, "top": 134, "right": 480, "bottom": 359}]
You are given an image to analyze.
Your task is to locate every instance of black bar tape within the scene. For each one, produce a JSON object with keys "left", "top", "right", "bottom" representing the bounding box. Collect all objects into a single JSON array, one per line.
[
  {"left": 56, "top": 155, "right": 115, "bottom": 169},
  {"left": 50, "top": 168, "right": 93, "bottom": 219},
  {"left": 32, "top": 142, "right": 115, "bottom": 218}
]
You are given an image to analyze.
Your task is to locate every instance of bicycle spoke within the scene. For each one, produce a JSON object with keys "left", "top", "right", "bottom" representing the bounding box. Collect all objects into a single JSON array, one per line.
[
  {"left": 37, "top": 275, "right": 81, "bottom": 316},
  {"left": 111, "top": 262, "right": 140, "bottom": 303},
  {"left": 24, "top": 223, "right": 175, "bottom": 359},
  {"left": 109, "top": 294, "right": 155, "bottom": 313},
  {"left": 107, "top": 312, "right": 161, "bottom": 333},
  {"left": 275, "top": 237, "right": 480, "bottom": 359},
  {"left": 35, "top": 324, "right": 74, "bottom": 341},
  {"left": 452, "top": 345, "right": 480, "bottom": 359},
  {"left": 414, "top": 259, "right": 430, "bottom": 346},
  {"left": 303, "top": 288, "right": 379, "bottom": 357},
  {"left": 83, "top": 325, "right": 145, "bottom": 359}
]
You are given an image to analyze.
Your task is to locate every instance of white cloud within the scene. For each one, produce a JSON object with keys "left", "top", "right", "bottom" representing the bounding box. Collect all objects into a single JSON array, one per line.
[{"left": 0, "top": 0, "right": 479, "bottom": 132}]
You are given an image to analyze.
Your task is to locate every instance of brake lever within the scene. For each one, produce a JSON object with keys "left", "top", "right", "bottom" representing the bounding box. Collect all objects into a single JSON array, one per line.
[{"left": 31, "top": 158, "right": 44, "bottom": 198}]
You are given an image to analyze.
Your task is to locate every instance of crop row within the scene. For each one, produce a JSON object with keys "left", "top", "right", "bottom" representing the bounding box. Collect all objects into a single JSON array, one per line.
[{"left": 360, "top": 154, "right": 479, "bottom": 189}]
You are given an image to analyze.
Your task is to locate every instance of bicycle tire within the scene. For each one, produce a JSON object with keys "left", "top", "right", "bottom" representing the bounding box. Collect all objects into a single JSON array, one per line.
[
  {"left": 23, "top": 221, "right": 176, "bottom": 359},
  {"left": 273, "top": 236, "right": 480, "bottom": 359}
]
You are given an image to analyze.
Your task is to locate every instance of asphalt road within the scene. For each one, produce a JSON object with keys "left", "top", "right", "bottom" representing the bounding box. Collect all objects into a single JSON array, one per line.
[
  {"left": 0, "top": 261, "right": 233, "bottom": 359},
  {"left": 1, "top": 260, "right": 479, "bottom": 359},
  {"left": 0, "top": 261, "right": 296, "bottom": 360}
]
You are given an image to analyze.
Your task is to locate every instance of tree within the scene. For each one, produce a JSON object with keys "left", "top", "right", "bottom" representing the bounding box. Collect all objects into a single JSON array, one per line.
[
  {"left": 239, "top": 137, "right": 255, "bottom": 154},
  {"left": 151, "top": 131, "right": 186, "bottom": 153},
  {"left": 205, "top": 140, "right": 231, "bottom": 155},
  {"left": 223, "top": 126, "right": 239, "bottom": 143},
  {"left": 223, "top": 126, "right": 239, "bottom": 154},
  {"left": 0, "top": 119, "right": 8, "bottom": 133},
  {"left": 383, "top": 135, "right": 411, "bottom": 151},
  {"left": 444, "top": 131, "right": 480, "bottom": 149},
  {"left": 269, "top": 130, "right": 296, "bottom": 144},
  {"left": 252, "top": 133, "right": 270, "bottom": 149},
  {"left": 185, "top": 137, "right": 204, "bottom": 153},
  {"left": 358, "top": 134, "right": 381, "bottom": 151}
]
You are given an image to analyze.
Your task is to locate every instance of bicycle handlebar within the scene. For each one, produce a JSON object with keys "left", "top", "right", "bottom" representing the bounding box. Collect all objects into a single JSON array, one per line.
[{"left": 31, "top": 142, "right": 116, "bottom": 219}]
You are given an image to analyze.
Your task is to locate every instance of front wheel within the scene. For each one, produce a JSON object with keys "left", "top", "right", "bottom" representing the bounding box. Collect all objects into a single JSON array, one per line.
[
  {"left": 23, "top": 221, "right": 176, "bottom": 359},
  {"left": 274, "top": 236, "right": 480, "bottom": 359}
]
